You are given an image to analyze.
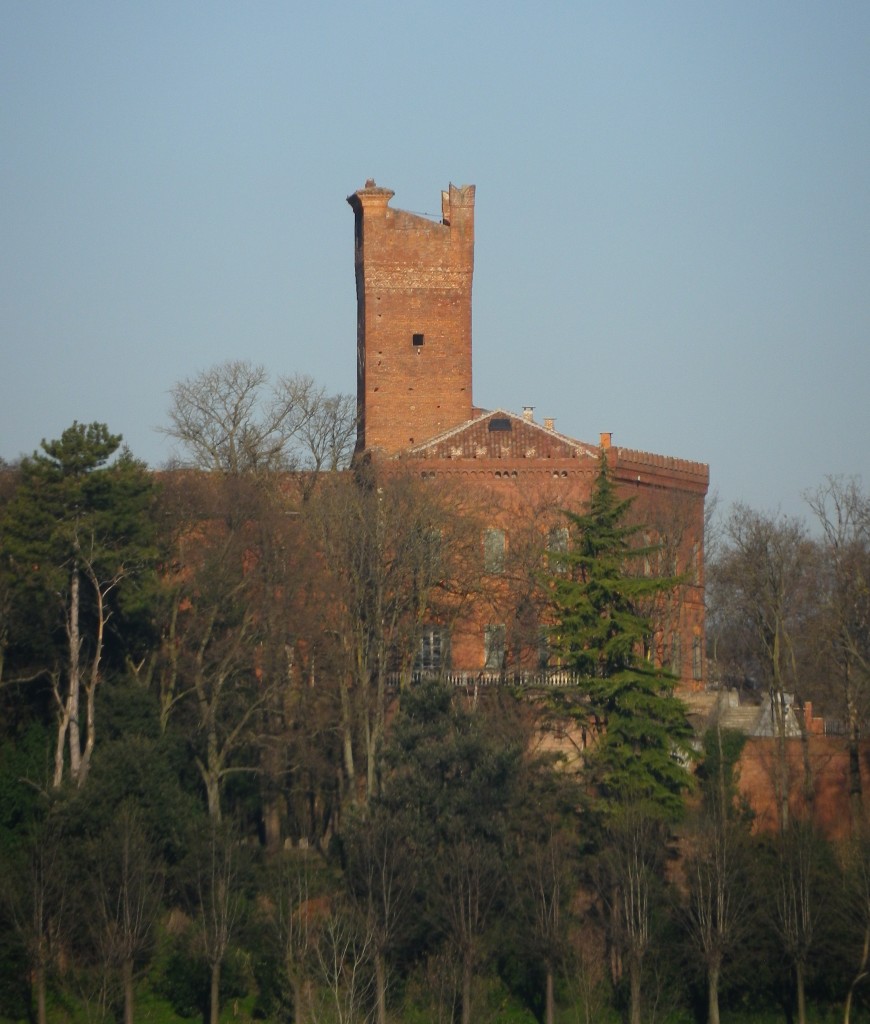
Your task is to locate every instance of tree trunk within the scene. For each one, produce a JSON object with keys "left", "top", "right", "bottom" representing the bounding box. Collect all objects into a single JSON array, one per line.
[
  {"left": 339, "top": 675, "right": 356, "bottom": 802},
  {"left": 629, "top": 956, "right": 642, "bottom": 1024},
  {"left": 210, "top": 960, "right": 221, "bottom": 1024},
  {"left": 199, "top": 723, "right": 223, "bottom": 824},
  {"left": 708, "top": 962, "right": 721, "bottom": 1024},
  {"left": 34, "top": 961, "right": 47, "bottom": 1024},
  {"left": 77, "top": 567, "right": 107, "bottom": 788},
  {"left": 848, "top": 700, "right": 863, "bottom": 833},
  {"left": 365, "top": 711, "right": 376, "bottom": 802},
  {"left": 796, "top": 960, "right": 806, "bottom": 1024},
  {"left": 261, "top": 691, "right": 284, "bottom": 856},
  {"left": 262, "top": 787, "right": 282, "bottom": 855},
  {"left": 772, "top": 683, "right": 789, "bottom": 833},
  {"left": 68, "top": 568, "right": 82, "bottom": 783},
  {"left": 291, "top": 976, "right": 305, "bottom": 1024},
  {"left": 51, "top": 682, "right": 71, "bottom": 789},
  {"left": 374, "top": 949, "right": 387, "bottom": 1024},
  {"left": 461, "top": 957, "right": 473, "bottom": 1024},
  {"left": 545, "top": 965, "right": 555, "bottom": 1024},
  {"left": 122, "top": 955, "right": 135, "bottom": 1024},
  {"left": 843, "top": 924, "right": 869, "bottom": 1024}
]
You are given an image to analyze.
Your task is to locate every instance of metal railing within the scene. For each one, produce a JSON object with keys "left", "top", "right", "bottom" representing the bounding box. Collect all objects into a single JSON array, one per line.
[{"left": 387, "top": 669, "right": 583, "bottom": 689}]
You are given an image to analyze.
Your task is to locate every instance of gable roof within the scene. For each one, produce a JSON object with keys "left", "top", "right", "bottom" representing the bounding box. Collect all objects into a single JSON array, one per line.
[{"left": 402, "top": 409, "right": 599, "bottom": 462}]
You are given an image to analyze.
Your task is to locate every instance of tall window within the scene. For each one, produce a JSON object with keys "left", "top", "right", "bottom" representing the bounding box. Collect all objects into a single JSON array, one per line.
[
  {"left": 416, "top": 625, "right": 448, "bottom": 673},
  {"left": 537, "top": 629, "right": 551, "bottom": 670},
  {"left": 547, "top": 525, "right": 569, "bottom": 575},
  {"left": 484, "top": 624, "right": 506, "bottom": 671},
  {"left": 483, "top": 528, "right": 506, "bottom": 574},
  {"left": 670, "top": 633, "right": 682, "bottom": 677},
  {"left": 692, "top": 635, "right": 703, "bottom": 681}
]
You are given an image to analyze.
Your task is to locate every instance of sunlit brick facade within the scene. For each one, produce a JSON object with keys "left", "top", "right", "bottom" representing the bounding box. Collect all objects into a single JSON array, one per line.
[{"left": 347, "top": 181, "right": 709, "bottom": 689}]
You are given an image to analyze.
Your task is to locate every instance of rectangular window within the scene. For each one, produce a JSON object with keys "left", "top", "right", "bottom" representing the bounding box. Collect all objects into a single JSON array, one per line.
[
  {"left": 547, "top": 525, "right": 569, "bottom": 575},
  {"left": 488, "top": 418, "right": 512, "bottom": 432},
  {"left": 483, "top": 528, "right": 506, "bottom": 573},
  {"left": 412, "top": 333, "right": 425, "bottom": 346},
  {"left": 484, "top": 624, "right": 506, "bottom": 671},
  {"left": 537, "top": 629, "right": 551, "bottom": 670},
  {"left": 692, "top": 636, "right": 703, "bottom": 681},
  {"left": 671, "top": 633, "right": 682, "bottom": 677},
  {"left": 416, "top": 625, "right": 448, "bottom": 673}
]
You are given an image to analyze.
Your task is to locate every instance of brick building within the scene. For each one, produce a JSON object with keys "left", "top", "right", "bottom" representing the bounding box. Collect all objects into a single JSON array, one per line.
[{"left": 347, "top": 181, "right": 709, "bottom": 689}]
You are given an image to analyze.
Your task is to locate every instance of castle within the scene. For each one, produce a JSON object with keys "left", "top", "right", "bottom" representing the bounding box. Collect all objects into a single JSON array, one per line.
[{"left": 348, "top": 181, "right": 709, "bottom": 689}]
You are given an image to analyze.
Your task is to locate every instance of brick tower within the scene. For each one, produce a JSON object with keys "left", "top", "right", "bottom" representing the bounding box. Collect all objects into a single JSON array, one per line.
[{"left": 347, "top": 181, "right": 476, "bottom": 456}]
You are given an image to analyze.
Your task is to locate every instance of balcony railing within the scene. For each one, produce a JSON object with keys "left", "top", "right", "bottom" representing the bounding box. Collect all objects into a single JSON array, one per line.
[{"left": 387, "top": 669, "right": 583, "bottom": 689}]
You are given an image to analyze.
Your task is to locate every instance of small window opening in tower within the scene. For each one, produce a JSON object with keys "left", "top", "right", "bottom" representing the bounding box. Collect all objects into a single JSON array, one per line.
[{"left": 412, "top": 333, "right": 425, "bottom": 346}]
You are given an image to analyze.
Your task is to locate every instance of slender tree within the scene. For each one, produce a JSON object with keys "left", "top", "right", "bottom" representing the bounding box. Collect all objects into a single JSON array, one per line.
[
  {"left": 306, "top": 466, "right": 469, "bottom": 804},
  {"left": 707, "top": 505, "right": 818, "bottom": 829},
  {"left": 769, "top": 822, "right": 826, "bottom": 1024},
  {"left": 193, "top": 823, "right": 244, "bottom": 1024},
  {"left": 549, "top": 450, "right": 694, "bottom": 819},
  {"left": 2, "top": 423, "right": 156, "bottom": 788},
  {"left": 682, "top": 727, "right": 756, "bottom": 1024},
  {"left": 548, "top": 450, "right": 693, "bottom": 1024},
  {"left": 88, "top": 805, "right": 164, "bottom": 1024},
  {"left": 343, "top": 803, "right": 417, "bottom": 1024},
  {"left": 806, "top": 477, "right": 870, "bottom": 826},
  {"left": 0, "top": 817, "right": 67, "bottom": 1024}
]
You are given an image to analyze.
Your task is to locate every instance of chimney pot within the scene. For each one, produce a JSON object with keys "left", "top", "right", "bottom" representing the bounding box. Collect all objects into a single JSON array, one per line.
[
  {"left": 523, "top": 406, "right": 534, "bottom": 423},
  {"left": 544, "top": 417, "right": 555, "bottom": 431},
  {"left": 600, "top": 432, "right": 612, "bottom": 449}
]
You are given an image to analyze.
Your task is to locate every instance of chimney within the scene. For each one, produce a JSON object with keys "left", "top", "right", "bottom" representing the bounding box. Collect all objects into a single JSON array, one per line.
[
  {"left": 523, "top": 406, "right": 534, "bottom": 423},
  {"left": 599, "top": 432, "right": 612, "bottom": 449},
  {"left": 544, "top": 417, "right": 554, "bottom": 431}
]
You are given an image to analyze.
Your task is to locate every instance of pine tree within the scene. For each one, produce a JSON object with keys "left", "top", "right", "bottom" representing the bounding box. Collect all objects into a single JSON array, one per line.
[
  {"left": 2, "top": 422, "right": 157, "bottom": 788},
  {"left": 550, "top": 451, "right": 693, "bottom": 821}
]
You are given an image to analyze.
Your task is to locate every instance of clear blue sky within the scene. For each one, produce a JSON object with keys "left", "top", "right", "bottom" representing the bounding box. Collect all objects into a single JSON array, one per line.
[{"left": 2, "top": 1, "right": 868, "bottom": 521}]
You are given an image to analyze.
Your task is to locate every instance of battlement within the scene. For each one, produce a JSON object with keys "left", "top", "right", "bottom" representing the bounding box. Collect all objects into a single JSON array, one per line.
[{"left": 615, "top": 446, "right": 710, "bottom": 487}]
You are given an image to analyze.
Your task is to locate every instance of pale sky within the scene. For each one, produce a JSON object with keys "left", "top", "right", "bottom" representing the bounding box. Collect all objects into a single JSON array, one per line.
[{"left": 2, "top": 2, "right": 868, "bottom": 521}]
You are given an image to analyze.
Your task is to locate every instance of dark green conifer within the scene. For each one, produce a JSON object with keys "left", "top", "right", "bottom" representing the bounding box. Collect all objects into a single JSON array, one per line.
[{"left": 550, "top": 451, "right": 694, "bottom": 821}]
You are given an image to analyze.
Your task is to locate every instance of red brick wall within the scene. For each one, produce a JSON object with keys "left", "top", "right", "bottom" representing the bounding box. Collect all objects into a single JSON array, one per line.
[
  {"left": 347, "top": 182, "right": 475, "bottom": 455},
  {"left": 737, "top": 736, "right": 870, "bottom": 839},
  {"left": 401, "top": 432, "right": 707, "bottom": 690},
  {"left": 347, "top": 183, "right": 708, "bottom": 688}
]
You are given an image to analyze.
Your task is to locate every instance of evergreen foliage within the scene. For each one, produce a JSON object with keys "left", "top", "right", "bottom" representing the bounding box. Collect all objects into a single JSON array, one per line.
[
  {"left": 1, "top": 421, "right": 158, "bottom": 675},
  {"left": 549, "top": 451, "right": 694, "bottom": 821}
]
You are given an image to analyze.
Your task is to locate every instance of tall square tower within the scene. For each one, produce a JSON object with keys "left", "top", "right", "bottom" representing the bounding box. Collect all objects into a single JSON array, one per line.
[{"left": 347, "top": 181, "right": 475, "bottom": 455}]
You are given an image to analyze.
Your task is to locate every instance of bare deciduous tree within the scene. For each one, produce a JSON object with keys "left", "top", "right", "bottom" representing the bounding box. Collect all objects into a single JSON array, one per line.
[
  {"left": 343, "top": 805, "right": 416, "bottom": 1024},
  {"left": 1, "top": 818, "right": 67, "bottom": 1024},
  {"left": 310, "top": 900, "right": 374, "bottom": 1024},
  {"left": 162, "top": 361, "right": 354, "bottom": 475},
  {"left": 193, "top": 824, "right": 243, "bottom": 1024},
  {"left": 435, "top": 837, "right": 504, "bottom": 1024},
  {"left": 806, "top": 477, "right": 870, "bottom": 825},
  {"left": 683, "top": 815, "right": 754, "bottom": 1024},
  {"left": 770, "top": 822, "right": 825, "bottom": 1024},
  {"left": 523, "top": 830, "right": 575, "bottom": 1024},
  {"left": 268, "top": 853, "right": 326, "bottom": 1024},
  {"left": 595, "top": 805, "right": 668, "bottom": 1024},
  {"left": 708, "top": 505, "right": 818, "bottom": 829},
  {"left": 89, "top": 806, "right": 164, "bottom": 1024},
  {"left": 305, "top": 466, "right": 477, "bottom": 803}
]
